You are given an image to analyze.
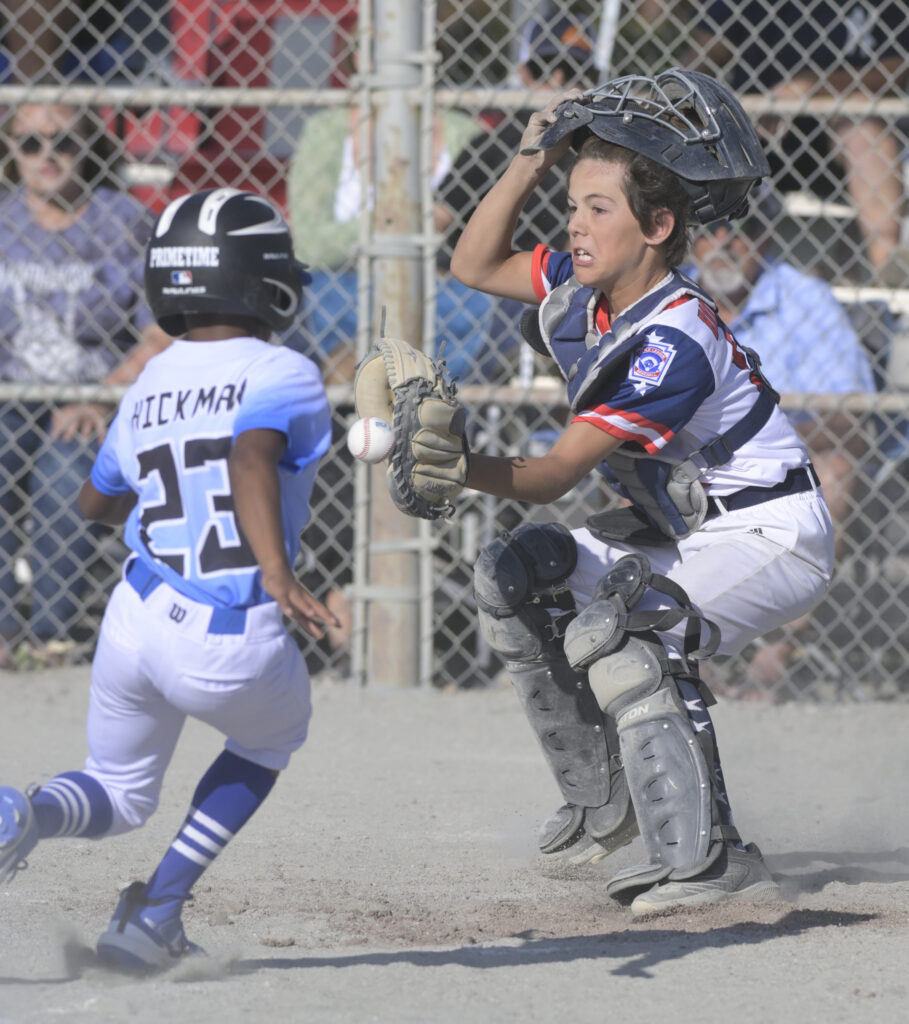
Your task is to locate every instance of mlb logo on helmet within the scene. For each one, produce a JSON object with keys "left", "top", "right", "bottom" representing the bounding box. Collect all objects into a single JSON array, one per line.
[{"left": 171, "top": 270, "right": 193, "bottom": 285}]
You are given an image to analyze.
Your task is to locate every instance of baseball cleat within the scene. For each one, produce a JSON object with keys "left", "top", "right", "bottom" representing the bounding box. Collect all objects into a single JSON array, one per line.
[
  {"left": 542, "top": 805, "right": 640, "bottom": 868},
  {"left": 629, "top": 842, "right": 780, "bottom": 916},
  {"left": 0, "top": 786, "right": 39, "bottom": 885},
  {"left": 97, "top": 881, "right": 204, "bottom": 973}
]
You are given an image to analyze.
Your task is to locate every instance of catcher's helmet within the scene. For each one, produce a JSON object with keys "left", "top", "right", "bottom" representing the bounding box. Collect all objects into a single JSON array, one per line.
[
  {"left": 523, "top": 68, "right": 770, "bottom": 224},
  {"left": 145, "top": 188, "right": 308, "bottom": 335}
]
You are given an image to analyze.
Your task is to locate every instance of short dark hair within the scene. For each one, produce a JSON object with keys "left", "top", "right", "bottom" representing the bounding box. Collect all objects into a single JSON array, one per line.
[{"left": 573, "top": 137, "right": 693, "bottom": 267}]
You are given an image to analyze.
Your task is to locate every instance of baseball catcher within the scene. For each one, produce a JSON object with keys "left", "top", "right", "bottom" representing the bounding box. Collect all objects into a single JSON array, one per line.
[
  {"left": 353, "top": 335, "right": 469, "bottom": 520},
  {"left": 445, "top": 68, "right": 835, "bottom": 915}
]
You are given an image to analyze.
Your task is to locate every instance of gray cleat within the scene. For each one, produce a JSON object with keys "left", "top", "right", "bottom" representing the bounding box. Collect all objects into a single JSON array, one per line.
[
  {"left": 541, "top": 801, "right": 639, "bottom": 868},
  {"left": 97, "top": 881, "right": 203, "bottom": 973},
  {"left": 630, "top": 843, "right": 780, "bottom": 916}
]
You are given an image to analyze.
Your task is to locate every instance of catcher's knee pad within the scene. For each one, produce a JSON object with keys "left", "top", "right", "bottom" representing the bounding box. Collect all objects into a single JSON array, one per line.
[
  {"left": 563, "top": 553, "right": 719, "bottom": 711},
  {"left": 473, "top": 522, "right": 577, "bottom": 662},
  {"left": 474, "top": 524, "right": 633, "bottom": 853}
]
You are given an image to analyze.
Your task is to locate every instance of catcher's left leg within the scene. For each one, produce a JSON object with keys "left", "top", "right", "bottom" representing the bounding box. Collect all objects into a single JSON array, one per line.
[
  {"left": 474, "top": 523, "right": 638, "bottom": 866},
  {"left": 563, "top": 554, "right": 778, "bottom": 911}
]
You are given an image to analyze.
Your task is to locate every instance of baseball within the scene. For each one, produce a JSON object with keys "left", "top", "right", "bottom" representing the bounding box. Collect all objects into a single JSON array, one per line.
[{"left": 347, "top": 416, "right": 395, "bottom": 463}]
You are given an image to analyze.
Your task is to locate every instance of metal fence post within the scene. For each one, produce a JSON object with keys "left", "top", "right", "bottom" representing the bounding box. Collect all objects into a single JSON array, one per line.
[{"left": 365, "top": 0, "right": 425, "bottom": 686}]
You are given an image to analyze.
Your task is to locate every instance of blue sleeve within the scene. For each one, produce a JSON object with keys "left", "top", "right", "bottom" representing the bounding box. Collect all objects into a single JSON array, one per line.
[
  {"left": 233, "top": 350, "right": 332, "bottom": 471},
  {"left": 622, "top": 331, "right": 716, "bottom": 437},
  {"left": 574, "top": 327, "right": 715, "bottom": 451},
  {"left": 541, "top": 250, "right": 575, "bottom": 290}
]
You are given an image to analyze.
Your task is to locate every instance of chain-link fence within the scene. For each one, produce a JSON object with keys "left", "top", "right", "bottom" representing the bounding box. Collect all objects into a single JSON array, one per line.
[{"left": 1, "top": 1, "right": 908, "bottom": 701}]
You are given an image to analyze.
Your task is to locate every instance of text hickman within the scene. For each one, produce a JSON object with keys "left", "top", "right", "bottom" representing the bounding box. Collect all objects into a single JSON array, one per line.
[{"left": 129, "top": 381, "right": 247, "bottom": 430}]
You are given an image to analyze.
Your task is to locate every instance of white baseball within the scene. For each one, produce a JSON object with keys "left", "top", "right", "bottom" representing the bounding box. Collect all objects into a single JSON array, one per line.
[{"left": 347, "top": 416, "right": 395, "bottom": 463}]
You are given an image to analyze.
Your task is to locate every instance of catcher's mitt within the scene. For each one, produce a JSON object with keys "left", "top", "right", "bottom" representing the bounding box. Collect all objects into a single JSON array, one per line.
[{"left": 353, "top": 336, "right": 469, "bottom": 520}]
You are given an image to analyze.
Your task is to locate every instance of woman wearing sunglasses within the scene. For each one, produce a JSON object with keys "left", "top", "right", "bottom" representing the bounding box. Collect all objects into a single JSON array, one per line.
[{"left": 0, "top": 102, "right": 171, "bottom": 668}]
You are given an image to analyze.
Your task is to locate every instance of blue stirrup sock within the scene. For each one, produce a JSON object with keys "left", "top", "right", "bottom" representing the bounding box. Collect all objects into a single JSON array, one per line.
[
  {"left": 144, "top": 750, "right": 277, "bottom": 908},
  {"left": 31, "top": 771, "right": 113, "bottom": 838}
]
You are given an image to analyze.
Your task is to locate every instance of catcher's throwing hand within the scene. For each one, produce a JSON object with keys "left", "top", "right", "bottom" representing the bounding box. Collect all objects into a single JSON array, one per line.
[
  {"left": 518, "top": 89, "right": 586, "bottom": 163},
  {"left": 354, "top": 335, "right": 470, "bottom": 520}
]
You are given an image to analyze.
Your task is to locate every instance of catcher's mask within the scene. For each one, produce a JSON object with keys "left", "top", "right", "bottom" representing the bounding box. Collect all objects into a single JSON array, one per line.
[
  {"left": 522, "top": 68, "right": 770, "bottom": 225},
  {"left": 145, "top": 187, "right": 310, "bottom": 336}
]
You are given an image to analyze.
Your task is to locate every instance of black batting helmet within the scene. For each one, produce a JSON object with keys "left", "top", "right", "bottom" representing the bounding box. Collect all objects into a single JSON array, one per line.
[
  {"left": 145, "top": 188, "right": 309, "bottom": 336},
  {"left": 522, "top": 68, "right": 770, "bottom": 224}
]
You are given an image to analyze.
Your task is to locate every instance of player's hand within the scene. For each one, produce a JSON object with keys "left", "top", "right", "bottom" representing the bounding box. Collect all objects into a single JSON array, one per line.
[
  {"left": 51, "top": 403, "right": 110, "bottom": 444},
  {"left": 260, "top": 566, "right": 341, "bottom": 639},
  {"left": 518, "top": 89, "right": 585, "bottom": 166}
]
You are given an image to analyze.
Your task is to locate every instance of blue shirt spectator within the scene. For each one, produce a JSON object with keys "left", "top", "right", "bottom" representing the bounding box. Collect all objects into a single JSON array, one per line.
[{"left": 719, "top": 259, "right": 875, "bottom": 402}]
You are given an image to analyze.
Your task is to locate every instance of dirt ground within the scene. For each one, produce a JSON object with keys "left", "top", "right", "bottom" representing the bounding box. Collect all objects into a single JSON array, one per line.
[{"left": 1, "top": 666, "right": 908, "bottom": 1024}]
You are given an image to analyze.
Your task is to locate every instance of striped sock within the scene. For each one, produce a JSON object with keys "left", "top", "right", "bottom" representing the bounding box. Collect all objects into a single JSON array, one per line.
[
  {"left": 31, "top": 771, "right": 113, "bottom": 838},
  {"left": 144, "top": 750, "right": 276, "bottom": 904}
]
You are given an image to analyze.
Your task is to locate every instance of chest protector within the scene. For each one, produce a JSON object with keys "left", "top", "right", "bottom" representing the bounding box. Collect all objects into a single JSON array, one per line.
[{"left": 528, "top": 271, "right": 779, "bottom": 541}]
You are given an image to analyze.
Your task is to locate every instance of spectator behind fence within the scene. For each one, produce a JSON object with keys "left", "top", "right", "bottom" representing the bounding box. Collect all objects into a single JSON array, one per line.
[
  {"left": 689, "top": 197, "right": 876, "bottom": 690},
  {"left": 692, "top": 1, "right": 909, "bottom": 286},
  {"left": 287, "top": 51, "right": 480, "bottom": 387},
  {"left": 0, "top": 101, "right": 171, "bottom": 667},
  {"left": 434, "top": 11, "right": 597, "bottom": 384}
]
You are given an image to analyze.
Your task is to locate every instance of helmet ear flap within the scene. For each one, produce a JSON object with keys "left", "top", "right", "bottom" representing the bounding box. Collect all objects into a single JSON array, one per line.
[{"left": 263, "top": 275, "right": 302, "bottom": 328}]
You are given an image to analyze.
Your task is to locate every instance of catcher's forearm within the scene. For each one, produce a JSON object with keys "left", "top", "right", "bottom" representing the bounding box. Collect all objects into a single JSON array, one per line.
[
  {"left": 468, "top": 451, "right": 573, "bottom": 505},
  {"left": 468, "top": 421, "right": 622, "bottom": 505}
]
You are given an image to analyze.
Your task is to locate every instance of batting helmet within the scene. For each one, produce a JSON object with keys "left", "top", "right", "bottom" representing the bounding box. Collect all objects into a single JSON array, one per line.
[
  {"left": 145, "top": 188, "right": 309, "bottom": 336},
  {"left": 522, "top": 68, "right": 770, "bottom": 225}
]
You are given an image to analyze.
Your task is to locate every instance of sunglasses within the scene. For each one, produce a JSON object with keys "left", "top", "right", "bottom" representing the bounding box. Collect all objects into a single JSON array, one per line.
[{"left": 11, "top": 132, "right": 82, "bottom": 157}]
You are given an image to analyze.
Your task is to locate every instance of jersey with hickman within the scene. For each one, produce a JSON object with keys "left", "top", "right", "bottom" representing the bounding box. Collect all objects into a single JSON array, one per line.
[
  {"left": 89, "top": 337, "right": 332, "bottom": 609},
  {"left": 531, "top": 245, "right": 809, "bottom": 495}
]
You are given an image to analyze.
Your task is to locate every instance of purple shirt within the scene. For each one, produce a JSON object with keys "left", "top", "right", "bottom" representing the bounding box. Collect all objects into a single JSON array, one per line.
[{"left": 0, "top": 187, "right": 155, "bottom": 383}]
